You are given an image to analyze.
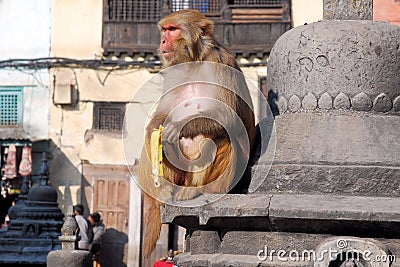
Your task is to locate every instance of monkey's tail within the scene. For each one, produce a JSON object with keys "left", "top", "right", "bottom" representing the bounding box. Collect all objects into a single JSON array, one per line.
[{"left": 142, "top": 193, "right": 161, "bottom": 258}]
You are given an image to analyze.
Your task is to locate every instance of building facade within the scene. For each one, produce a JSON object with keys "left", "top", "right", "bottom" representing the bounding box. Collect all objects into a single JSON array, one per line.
[
  {"left": 0, "top": 0, "right": 51, "bottom": 236},
  {"left": 1, "top": 0, "right": 398, "bottom": 266}
]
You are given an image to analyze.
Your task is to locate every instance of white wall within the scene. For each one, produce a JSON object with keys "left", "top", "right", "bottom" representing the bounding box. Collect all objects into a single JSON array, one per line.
[
  {"left": 0, "top": 0, "right": 51, "bottom": 141},
  {"left": 0, "top": 0, "right": 51, "bottom": 59},
  {"left": 292, "top": 0, "right": 323, "bottom": 27}
]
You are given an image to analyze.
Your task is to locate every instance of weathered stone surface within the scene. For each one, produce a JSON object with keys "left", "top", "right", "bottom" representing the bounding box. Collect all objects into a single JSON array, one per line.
[
  {"left": 333, "top": 92, "right": 350, "bottom": 109},
  {"left": 252, "top": 164, "right": 400, "bottom": 197},
  {"left": 248, "top": 112, "right": 400, "bottom": 196},
  {"left": 393, "top": 96, "right": 400, "bottom": 112},
  {"left": 174, "top": 253, "right": 310, "bottom": 267},
  {"left": 302, "top": 92, "right": 318, "bottom": 110},
  {"left": 314, "top": 237, "right": 389, "bottom": 267},
  {"left": 275, "top": 96, "right": 288, "bottom": 114},
  {"left": 163, "top": 193, "right": 400, "bottom": 236},
  {"left": 47, "top": 250, "right": 92, "bottom": 267},
  {"left": 161, "top": 194, "right": 271, "bottom": 229},
  {"left": 190, "top": 231, "right": 221, "bottom": 254},
  {"left": 373, "top": 93, "right": 392, "bottom": 112},
  {"left": 351, "top": 92, "right": 372, "bottom": 111},
  {"left": 221, "top": 232, "right": 330, "bottom": 255},
  {"left": 323, "top": 0, "right": 373, "bottom": 20},
  {"left": 270, "top": 113, "right": 400, "bottom": 166},
  {"left": 267, "top": 21, "right": 400, "bottom": 103},
  {"left": 268, "top": 194, "right": 400, "bottom": 235},
  {"left": 318, "top": 92, "right": 333, "bottom": 110},
  {"left": 288, "top": 95, "right": 301, "bottom": 112}
]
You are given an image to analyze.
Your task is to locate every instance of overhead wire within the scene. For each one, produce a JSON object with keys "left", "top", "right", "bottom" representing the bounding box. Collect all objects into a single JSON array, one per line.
[{"left": 0, "top": 57, "right": 162, "bottom": 70}]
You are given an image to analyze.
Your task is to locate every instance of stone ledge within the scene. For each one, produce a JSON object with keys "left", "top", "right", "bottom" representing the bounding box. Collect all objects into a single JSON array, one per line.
[
  {"left": 251, "top": 164, "right": 400, "bottom": 197},
  {"left": 162, "top": 194, "right": 400, "bottom": 237},
  {"left": 161, "top": 194, "right": 271, "bottom": 229},
  {"left": 269, "top": 194, "right": 400, "bottom": 237}
]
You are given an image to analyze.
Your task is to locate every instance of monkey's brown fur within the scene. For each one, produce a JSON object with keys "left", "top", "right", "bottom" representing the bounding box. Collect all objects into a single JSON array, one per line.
[{"left": 138, "top": 9, "right": 255, "bottom": 258}]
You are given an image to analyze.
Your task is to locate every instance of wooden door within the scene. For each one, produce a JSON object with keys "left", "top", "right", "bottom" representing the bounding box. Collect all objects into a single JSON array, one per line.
[{"left": 83, "top": 164, "right": 130, "bottom": 267}]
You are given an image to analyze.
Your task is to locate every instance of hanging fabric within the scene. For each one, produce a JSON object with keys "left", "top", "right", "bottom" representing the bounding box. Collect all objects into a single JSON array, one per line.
[
  {"left": 3, "top": 144, "right": 17, "bottom": 179},
  {"left": 19, "top": 146, "right": 32, "bottom": 177}
]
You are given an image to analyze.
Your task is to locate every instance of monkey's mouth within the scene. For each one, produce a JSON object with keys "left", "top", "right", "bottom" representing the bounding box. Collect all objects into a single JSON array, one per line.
[{"left": 162, "top": 50, "right": 174, "bottom": 60}]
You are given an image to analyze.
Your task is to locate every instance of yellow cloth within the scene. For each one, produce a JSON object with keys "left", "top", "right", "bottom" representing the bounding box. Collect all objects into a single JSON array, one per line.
[{"left": 150, "top": 125, "right": 164, "bottom": 187}]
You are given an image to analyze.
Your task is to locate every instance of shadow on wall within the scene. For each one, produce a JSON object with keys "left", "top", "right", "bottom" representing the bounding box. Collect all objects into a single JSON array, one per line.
[
  {"left": 101, "top": 228, "right": 129, "bottom": 267},
  {"left": 49, "top": 140, "right": 83, "bottom": 214}
]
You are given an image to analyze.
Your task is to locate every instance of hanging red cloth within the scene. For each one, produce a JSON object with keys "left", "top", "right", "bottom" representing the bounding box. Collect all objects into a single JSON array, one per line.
[{"left": 19, "top": 145, "right": 32, "bottom": 176}]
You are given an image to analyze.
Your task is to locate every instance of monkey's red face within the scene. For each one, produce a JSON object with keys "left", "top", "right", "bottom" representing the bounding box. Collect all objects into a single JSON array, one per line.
[{"left": 160, "top": 24, "right": 182, "bottom": 61}]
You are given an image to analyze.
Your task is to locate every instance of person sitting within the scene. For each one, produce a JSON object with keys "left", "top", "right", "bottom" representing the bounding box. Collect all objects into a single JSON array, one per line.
[
  {"left": 88, "top": 212, "right": 105, "bottom": 265},
  {"left": 73, "top": 204, "right": 90, "bottom": 250}
]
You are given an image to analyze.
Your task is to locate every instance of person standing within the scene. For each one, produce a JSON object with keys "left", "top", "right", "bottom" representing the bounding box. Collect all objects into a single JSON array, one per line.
[
  {"left": 73, "top": 204, "right": 90, "bottom": 250},
  {"left": 88, "top": 212, "right": 105, "bottom": 266}
]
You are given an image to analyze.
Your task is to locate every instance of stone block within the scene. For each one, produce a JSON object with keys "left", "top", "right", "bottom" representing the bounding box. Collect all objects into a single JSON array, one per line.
[
  {"left": 47, "top": 250, "right": 92, "bottom": 267},
  {"left": 190, "top": 230, "right": 221, "bottom": 255},
  {"left": 268, "top": 194, "right": 400, "bottom": 236},
  {"left": 221, "top": 232, "right": 329, "bottom": 255},
  {"left": 323, "top": 0, "right": 373, "bottom": 20},
  {"left": 174, "top": 253, "right": 311, "bottom": 267},
  {"left": 252, "top": 164, "right": 400, "bottom": 197}
]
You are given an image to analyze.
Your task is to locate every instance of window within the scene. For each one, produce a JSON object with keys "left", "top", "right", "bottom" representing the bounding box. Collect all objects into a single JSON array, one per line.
[
  {"left": 171, "top": 0, "right": 221, "bottom": 15},
  {"left": 232, "top": 0, "right": 283, "bottom": 6},
  {"left": 102, "top": 0, "right": 291, "bottom": 57},
  {"left": 107, "top": 0, "right": 163, "bottom": 21},
  {"left": 93, "top": 102, "right": 125, "bottom": 131},
  {"left": 0, "top": 87, "right": 23, "bottom": 126}
]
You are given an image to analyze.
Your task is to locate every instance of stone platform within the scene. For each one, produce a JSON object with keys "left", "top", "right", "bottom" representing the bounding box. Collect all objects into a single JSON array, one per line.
[{"left": 163, "top": 194, "right": 400, "bottom": 266}]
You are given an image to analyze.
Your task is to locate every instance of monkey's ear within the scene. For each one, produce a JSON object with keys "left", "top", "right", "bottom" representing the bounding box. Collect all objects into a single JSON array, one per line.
[{"left": 199, "top": 19, "right": 214, "bottom": 36}]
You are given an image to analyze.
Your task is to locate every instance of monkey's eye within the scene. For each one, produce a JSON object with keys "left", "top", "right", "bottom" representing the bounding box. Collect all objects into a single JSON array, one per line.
[{"left": 161, "top": 25, "right": 179, "bottom": 32}]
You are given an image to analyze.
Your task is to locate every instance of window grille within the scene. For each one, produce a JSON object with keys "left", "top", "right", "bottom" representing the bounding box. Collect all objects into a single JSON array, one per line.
[
  {"left": 232, "top": 0, "right": 283, "bottom": 6},
  {"left": 93, "top": 102, "right": 125, "bottom": 131},
  {"left": 171, "top": 0, "right": 221, "bottom": 15},
  {"left": 108, "top": 0, "right": 162, "bottom": 21},
  {"left": 0, "top": 87, "right": 23, "bottom": 126}
]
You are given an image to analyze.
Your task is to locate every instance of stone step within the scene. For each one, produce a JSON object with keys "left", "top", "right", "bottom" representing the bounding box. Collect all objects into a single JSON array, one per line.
[
  {"left": 174, "top": 253, "right": 311, "bottom": 267},
  {"left": 220, "top": 232, "right": 329, "bottom": 256},
  {"left": 189, "top": 230, "right": 330, "bottom": 255},
  {"left": 184, "top": 231, "right": 400, "bottom": 267}
]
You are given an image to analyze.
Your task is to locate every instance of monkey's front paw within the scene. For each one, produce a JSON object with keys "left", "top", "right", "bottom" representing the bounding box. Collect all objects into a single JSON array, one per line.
[{"left": 174, "top": 187, "right": 201, "bottom": 201}]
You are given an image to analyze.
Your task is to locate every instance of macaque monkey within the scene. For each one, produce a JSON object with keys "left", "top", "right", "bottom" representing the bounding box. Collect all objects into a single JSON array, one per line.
[{"left": 138, "top": 9, "right": 256, "bottom": 257}]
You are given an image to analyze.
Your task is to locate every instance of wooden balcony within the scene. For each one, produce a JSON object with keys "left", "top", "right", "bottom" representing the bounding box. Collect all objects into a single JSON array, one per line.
[{"left": 102, "top": 0, "right": 291, "bottom": 58}]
